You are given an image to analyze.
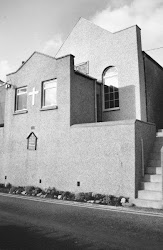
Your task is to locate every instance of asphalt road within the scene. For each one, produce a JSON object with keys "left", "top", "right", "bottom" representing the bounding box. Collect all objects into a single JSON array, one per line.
[{"left": 0, "top": 194, "right": 163, "bottom": 250}]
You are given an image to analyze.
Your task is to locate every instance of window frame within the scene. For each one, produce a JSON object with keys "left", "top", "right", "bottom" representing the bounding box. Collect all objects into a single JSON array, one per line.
[
  {"left": 41, "top": 78, "right": 57, "bottom": 108},
  {"left": 102, "top": 66, "right": 120, "bottom": 111},
  {"left": 15, "top": 86, "right": 27, "bottom": 112}
]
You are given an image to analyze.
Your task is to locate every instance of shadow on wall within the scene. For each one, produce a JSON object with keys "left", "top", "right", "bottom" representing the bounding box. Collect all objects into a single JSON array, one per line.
[
  {"left": 103, "top": 85, "right": 136, "bottom": 122},
  {"left": 0, "top": 85, "right": 5, "bottom": 126}
]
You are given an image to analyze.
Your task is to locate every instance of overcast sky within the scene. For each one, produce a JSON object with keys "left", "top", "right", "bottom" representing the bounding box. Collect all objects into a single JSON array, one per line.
[{"left": 0, "top": 0, "right": 163, "bottom": 81}]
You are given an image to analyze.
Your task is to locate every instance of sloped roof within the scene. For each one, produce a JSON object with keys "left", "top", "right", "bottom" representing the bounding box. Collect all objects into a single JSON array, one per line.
[{"left": 7, "top": 51, "right": 55, "bottom": 76}]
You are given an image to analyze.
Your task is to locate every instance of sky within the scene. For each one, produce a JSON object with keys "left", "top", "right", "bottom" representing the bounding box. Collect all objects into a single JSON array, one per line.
[{"left": 0, "top": 0, "right": 163, "bottom": 82}]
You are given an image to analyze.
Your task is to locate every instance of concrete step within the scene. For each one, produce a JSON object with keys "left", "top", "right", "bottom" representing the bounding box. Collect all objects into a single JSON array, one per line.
[
  {"left": 156, "top": 132, "right": 163, "bottom": 137},
  {"left": 141, "top": 182, "right": 162, "bottom": 191},
  {"left": 145, "top": 167, "right": 162, "bottom": 175},
  {"left": 138, "top": 190, "right": 162, "bottom": 200},
  {"left": 144, "top": 174, "right": 162, "bottom": 182},
  {"left": 157, "top": 129, "right": 163, "bottom": 132},
  {"left": 134, "top": 199, "right": 163, "bottom": 209},
  {"left": 149, "top": 159, "right": 162, "bottom": 167}
]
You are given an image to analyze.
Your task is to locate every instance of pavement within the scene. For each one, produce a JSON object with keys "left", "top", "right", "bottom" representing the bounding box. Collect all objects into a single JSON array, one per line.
[{"left": 0, "top": 192, "right": 163, "bottom": 217}]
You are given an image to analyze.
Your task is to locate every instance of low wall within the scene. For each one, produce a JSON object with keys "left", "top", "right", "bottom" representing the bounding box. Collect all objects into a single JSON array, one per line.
[
  {"left": 67, "top": 120, "right": 136, "bottom": 197},
  {"left": 135, "top": 120, "right": 156, "bottom": 197},
  {"left": 3, "top": 120, "right": 136, "bottom": 199},
  {"left": 3, "top": 119, "right": 154, "bottom": 200}
]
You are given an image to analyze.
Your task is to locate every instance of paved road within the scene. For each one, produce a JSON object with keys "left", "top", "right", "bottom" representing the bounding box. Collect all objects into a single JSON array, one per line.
[{"left": 0, "top": 194, "right": 163, "bottom": 250}]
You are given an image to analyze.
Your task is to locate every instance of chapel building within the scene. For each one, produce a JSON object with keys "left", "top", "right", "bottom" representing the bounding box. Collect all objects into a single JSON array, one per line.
[{"left": 0, "top": 18, "right": 163, "bottom": 208}]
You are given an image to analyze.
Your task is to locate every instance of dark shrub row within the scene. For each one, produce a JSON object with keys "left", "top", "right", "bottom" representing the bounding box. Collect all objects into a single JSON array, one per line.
[{"left": 0, "top": 183, "right": 132, "bottom": 207}]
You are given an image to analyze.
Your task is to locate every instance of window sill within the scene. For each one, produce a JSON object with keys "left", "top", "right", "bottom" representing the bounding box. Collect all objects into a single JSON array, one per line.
[
  {"left": 103, "top": 107, "right": 120, "bottom": 112},
  {"left": 40, "top": 105, "right": 58, "bottom": 111},
  {"left": 13, "top": 110, "right": 28, "bottom": 115}
]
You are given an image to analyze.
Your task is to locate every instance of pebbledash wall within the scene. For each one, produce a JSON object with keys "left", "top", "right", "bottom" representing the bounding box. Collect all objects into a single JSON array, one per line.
[
  {"left": 0, "top": 52, "right": 156, "bottom": 198},
  {"left": 56, "top": 18, "right": 147, "bottom": 123},
  {"left": 143, "top": 52, "right": 163, "bottom": 129},
  {"left": 0, "top": 84, "right": 5, "bottom": 126}
]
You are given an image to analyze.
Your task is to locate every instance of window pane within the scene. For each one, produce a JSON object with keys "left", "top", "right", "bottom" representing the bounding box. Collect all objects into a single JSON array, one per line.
[
  {"left": 110, "top": 101, "right": 114, "bottom": 108},
  {"left": 44, "top": 80, "right": 57, "bottom": 89},
  {"left": 17, "top": 88, "right": 27, "bottom": 95},
  {"left": 115, "top": 100, "right": 119, "bottom": 107},
  {"left": 16, "top": 91, "right": 27, "bottom": 110},
  {"left": 44, "top": 88, "right": 57, "bottom": 106},
  {"left": 105, "top": 94, "right": 109, "bottom": 101},
  {"left": 104, "top": 85, "right": 109, "bottom": 93},
  {"left": 103, "top": 66, "right": 119, "bottom": 110},
  {"left": 110, "top": 92, "right": 114, "bottom": 100},
  {"left": 105, "top": 101, "right": 109, "bottom": 109},
  {"left": 109, "top": 86, "right": 113, "bottom": 92},
  {"left": 115, "top": 91, "right": 119, "bottom": 99},
  {"left": 43, "top": 79, "right": 57, "bottom": 107}
]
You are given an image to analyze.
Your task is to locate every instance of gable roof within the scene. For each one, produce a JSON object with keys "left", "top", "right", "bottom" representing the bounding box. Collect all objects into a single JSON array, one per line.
[{"left": 7, "top": 51, "right": 55, "bottom": 76}]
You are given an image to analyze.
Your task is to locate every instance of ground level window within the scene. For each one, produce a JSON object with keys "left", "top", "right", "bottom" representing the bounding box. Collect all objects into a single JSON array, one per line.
[
  {"left": 15, "top": 86, "right": 27, "bottom": 111},
  {"left": 42, "top": 79, "right": 57, "bottom": 107},
  {"left": 103, "top": 66, "right": 119, "bottom": 110}
]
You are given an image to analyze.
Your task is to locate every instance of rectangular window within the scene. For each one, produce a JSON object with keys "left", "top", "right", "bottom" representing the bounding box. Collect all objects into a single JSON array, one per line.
[
  {"left": 42, "top": 79, "right": 57, "bottom": 107},
  {"left": 104, "top": 86, "right": 119, "bottom": 110},
  {"left": 15, "top": 87, "right": 27, "bottom": 111}
]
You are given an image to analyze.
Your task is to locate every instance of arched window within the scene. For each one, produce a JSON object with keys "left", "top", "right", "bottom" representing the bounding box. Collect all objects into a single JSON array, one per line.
[{"left": 103, "top": 66, "right": 119, "bottom": 110}]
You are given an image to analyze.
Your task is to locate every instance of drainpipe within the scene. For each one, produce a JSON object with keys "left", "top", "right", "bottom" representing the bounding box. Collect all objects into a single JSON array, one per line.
[
  {"left": 141, "top": 138, "right": 144, "bottom": 177},
  {"left": 95, "top": 79, "right": 97, "bottom": 122}
]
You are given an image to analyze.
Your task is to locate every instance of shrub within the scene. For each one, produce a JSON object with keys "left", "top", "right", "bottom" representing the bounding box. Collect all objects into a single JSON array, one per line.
[
  {"left": 84, "top": 192, "right": 94, "bottom": 201},
  {"left": 94, "top": 193, "right": 105, "bottom": 200},
  {"left": 25, "top": 186, "right": 35, "bottom": 195},
  {"left": 62, "top": 191, "right": 75, "bottom": 200},
  {"left": 0, "top": 183, "right": 5, "bottom": 188},
  {"left": 32, "top": 187, "right": 42, "bottom": 196},
  {"left": 16, "top": 186, "right": 25, "bottom": 194},
  {"left": 75, "top": 192, "right": 85, "bottom": 202},
  {"left": 5, "top": 183, "right": 12, "bottom": 189},
  {"left": 9, "top": 186, "right": 18, "bottom": 194}
]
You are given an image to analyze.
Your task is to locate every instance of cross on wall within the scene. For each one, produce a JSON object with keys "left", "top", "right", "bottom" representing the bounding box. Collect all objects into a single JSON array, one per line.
[{"left": 28, "top": 87, "right": 39, "bottom": 105}]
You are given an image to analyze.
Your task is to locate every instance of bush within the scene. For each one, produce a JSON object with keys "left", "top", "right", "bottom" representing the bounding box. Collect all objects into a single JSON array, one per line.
[
  {"left": 75, "top": 192, "right": 85, "bottom": 202},
  {"left": 84, "top": 192, "right": 93, "bottom": 201},
  {"left": 94, "top": 193, "right": 105, "bottom": 200},
  {"left": 9, "top": 186, "right": 18, "bottom": 194},
  {"left": 5, "top": 183, "right": 12, "bottom": 189},
  {"left": 25, "top": 186, "right": 35, "bottom": 195},
  {"left": 32, "top": 187, "right": 42, "bottom": 196},
  {"left": 62, "top": 191, "right": 75, "bottom": 200},
  {"left": 16, "top": 186, "right": 25, "bottom": 194}
]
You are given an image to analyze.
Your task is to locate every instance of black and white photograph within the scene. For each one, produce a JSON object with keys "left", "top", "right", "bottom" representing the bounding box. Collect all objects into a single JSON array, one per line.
[{"left": 0, "top": 0, "right": 163, "bottom": 249}]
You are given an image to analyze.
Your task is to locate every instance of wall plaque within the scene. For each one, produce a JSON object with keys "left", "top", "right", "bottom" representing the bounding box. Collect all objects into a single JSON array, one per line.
[{"left": 27, "top": 132, "right": 37, "bottom": 150}]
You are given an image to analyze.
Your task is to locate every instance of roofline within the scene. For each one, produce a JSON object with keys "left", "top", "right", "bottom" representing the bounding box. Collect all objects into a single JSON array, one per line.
[
  {"left": 113, "top": 24, "right": 141, "bottom": 34},
  {"left": 55, "top": 17, "right": 112, "bottom": 56},
  {"left": 143, "top": 51, "right": 163, "bottom": 71},
  {"left": 56, "top": 17, "right": 141, "bottom": 56},
  {"left": 74, "top": 70, "right": 97, "bottom": 80},
  {"left": 7, "top": 51, "right": 56, "bottom": 76}
]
